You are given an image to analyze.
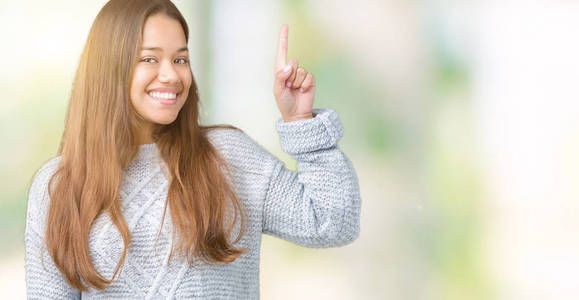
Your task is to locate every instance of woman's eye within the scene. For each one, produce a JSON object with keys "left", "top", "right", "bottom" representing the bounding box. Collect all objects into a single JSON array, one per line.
[
  {"left": 142, "top": 57, "right": 157, "bottom": 63},
  {"left": 175, "top": 58, "right": 189, "bottom": 64}
]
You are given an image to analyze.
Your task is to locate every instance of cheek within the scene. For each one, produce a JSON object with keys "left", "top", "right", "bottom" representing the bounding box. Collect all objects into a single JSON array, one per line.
[
  {"left": 131, "top": 70, "right": 147, "bottom": 93},
  {"left": 130, "top": 70, "right": 151, "bottom": 111},
  {"left": 180, "top": 71, "right": 193, "bottom": 93},
  {"left": 131, "top": 68, "right": 153, "bottom": 95}
]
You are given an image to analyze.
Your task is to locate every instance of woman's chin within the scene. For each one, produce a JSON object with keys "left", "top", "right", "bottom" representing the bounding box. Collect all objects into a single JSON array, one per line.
[{"left": 151, "top": 115, "right": 178, "bottom": 125}]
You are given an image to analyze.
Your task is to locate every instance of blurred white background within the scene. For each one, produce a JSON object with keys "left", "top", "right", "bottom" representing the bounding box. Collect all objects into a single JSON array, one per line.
[{"left": 1, "top": 0, "right": 578, "bottom": 299}]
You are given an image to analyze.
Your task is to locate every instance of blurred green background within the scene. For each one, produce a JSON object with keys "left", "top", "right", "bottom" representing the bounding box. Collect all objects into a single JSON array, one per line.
[{"left": 2, "top": 0, "right": 579, "bottom": 299}]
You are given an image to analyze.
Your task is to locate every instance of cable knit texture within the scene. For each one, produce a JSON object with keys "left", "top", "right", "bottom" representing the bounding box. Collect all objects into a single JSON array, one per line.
[{"left": 24, "top": 108, "right": 361, "bottom": 299}]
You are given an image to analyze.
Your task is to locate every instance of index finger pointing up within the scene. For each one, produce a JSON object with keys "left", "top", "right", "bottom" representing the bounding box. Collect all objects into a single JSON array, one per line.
[{"left": 276, "top": 24, "right": 288, "bottom": 70}]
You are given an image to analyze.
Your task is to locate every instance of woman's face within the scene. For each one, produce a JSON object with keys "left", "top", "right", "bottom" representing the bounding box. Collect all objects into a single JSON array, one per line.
[{"left": 130, "top": 13, "right": 192, "bottom": 127}]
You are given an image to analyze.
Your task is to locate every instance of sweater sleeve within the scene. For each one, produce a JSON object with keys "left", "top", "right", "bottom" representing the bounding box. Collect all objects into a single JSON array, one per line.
[
  {"left": 262, "top": 108, "right": 361, "bottom": 248},
  {"left": 24, "top": 157, "right": 81, "bottom": 300}
]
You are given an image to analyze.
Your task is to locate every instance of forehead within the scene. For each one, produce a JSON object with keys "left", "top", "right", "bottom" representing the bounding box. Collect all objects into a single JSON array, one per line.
[{"left": 141, "top": 14, "right": 186, "bottom": 49}]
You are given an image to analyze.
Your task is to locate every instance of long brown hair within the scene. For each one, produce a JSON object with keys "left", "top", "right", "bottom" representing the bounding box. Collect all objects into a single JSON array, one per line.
[{"left": 43, "top": 0, "right": 247, "bottom": 291}]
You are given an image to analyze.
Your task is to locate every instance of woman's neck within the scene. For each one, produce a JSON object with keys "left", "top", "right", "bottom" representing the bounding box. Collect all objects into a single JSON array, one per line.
[{"left": 134, "top": 122, "right": 156, "bottom": 145}]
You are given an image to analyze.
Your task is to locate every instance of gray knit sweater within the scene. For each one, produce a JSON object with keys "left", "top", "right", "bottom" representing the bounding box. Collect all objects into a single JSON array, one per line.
[{"left": 25, "top": 108, "right": 361, "bottom": 299}]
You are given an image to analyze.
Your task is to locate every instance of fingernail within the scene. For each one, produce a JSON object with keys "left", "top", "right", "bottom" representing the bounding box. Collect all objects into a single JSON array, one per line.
[
  {"left": 299, "top": 88, "right": 304, "bottom": 92},
  {"left": 283, "top": 65, "right": 291, "bottom": 73},
  {"left": 286, "top": 82, "right": 292, "bottom": 87}
]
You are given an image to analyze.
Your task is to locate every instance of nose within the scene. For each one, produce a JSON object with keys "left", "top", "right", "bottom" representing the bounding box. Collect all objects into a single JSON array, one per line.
[{"left": 157, "top": 60, "right": 180, "bottom": 84}]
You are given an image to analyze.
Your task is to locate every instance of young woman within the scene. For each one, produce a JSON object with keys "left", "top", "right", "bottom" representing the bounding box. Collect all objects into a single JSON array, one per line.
[{"left": 24, "top": 0, "right": 361, "bottom": 298}]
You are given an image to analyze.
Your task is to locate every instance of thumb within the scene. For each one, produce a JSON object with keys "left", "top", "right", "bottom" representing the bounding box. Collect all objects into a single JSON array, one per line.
[{"left": 273, "top": 64, "right": 293, "bottom": 97}]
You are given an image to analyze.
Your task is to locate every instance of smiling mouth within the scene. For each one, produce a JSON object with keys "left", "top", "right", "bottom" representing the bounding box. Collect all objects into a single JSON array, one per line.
[
  {"left": 148, "top": 91, "right": 177, "bottom": 100},
  {"left": 147, "top": 92, "right": 178, "bottom": 105}
]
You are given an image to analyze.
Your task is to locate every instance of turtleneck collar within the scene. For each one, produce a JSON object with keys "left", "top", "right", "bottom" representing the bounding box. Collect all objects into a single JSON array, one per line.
[{"left": 133, "top": 142, "right": 158, "bottom": 163}]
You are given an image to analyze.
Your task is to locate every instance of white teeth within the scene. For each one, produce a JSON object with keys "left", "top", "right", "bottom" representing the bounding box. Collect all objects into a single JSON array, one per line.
[{"left": 148, "top": 91, "right": 177, "bottom": 100}]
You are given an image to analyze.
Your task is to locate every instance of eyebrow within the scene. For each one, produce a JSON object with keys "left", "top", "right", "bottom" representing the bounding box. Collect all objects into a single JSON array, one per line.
[{"left": 140, "top": 46, "right": 188, "bottom": 52}]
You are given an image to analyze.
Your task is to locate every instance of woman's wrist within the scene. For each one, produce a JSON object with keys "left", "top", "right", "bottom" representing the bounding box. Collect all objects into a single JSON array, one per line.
[{"left": 283, "top": 113, "right": 313, "bottom": 123}]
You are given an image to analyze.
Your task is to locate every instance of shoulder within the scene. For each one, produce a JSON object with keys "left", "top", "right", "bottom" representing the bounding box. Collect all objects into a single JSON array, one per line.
[
  {"left": 204, "top": 126, "right": 281, "bottom": 178},
  {"left": 29, "top": 156, "right": 62, "bottom": 196},
  {"left": 27, "top": 156, "right": 62, "bottom": 234},
  {"left": 205, "top": 126, "right": 267, "bottom": 158},
  {"left": 205, "top": 126, "right": 249, "bottom": 149}
]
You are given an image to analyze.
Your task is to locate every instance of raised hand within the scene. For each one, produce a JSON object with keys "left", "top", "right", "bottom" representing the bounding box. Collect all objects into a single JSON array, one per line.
[{"left": 273, "top": 24, "right": 316, "bottom": 122}]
